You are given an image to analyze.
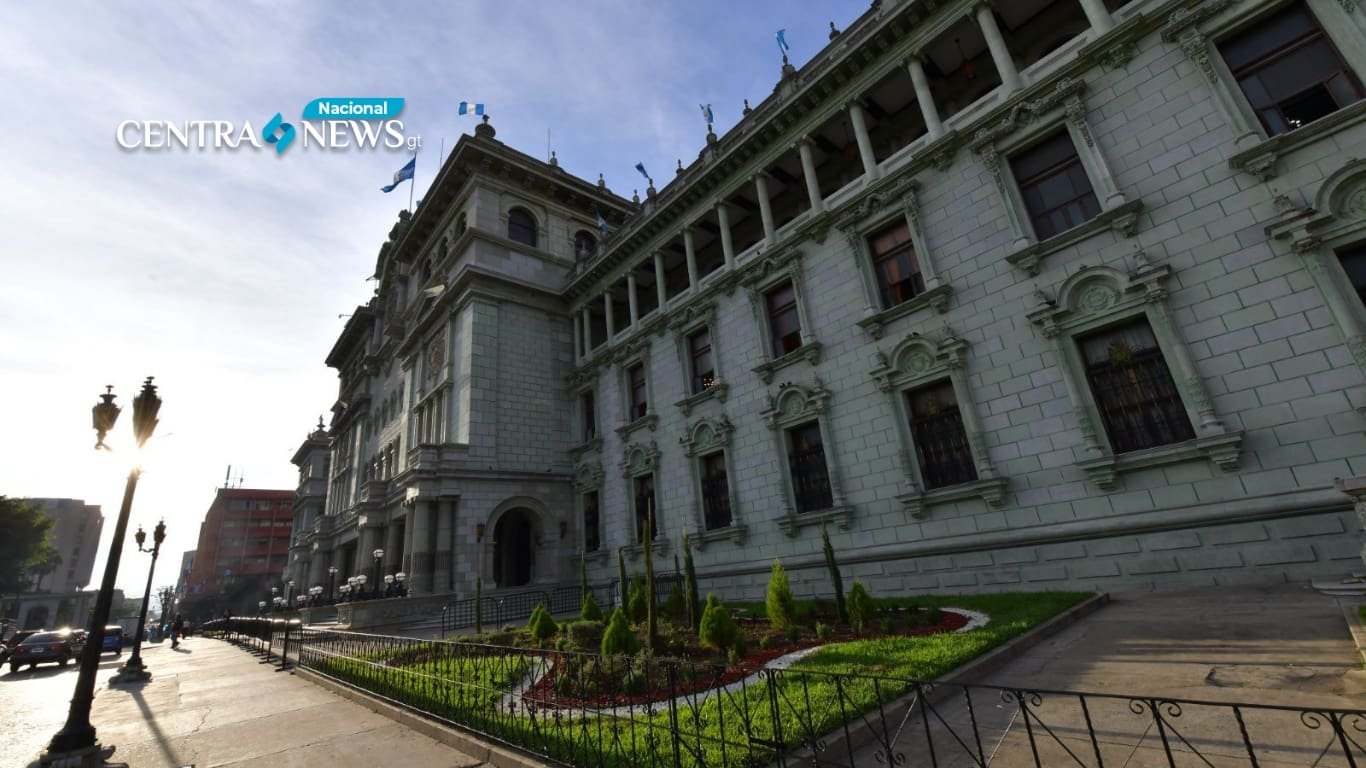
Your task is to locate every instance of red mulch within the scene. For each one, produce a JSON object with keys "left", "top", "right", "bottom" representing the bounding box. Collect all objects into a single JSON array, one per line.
[{"left": 522, "top": 609, "right": 969, "bottom": 709}]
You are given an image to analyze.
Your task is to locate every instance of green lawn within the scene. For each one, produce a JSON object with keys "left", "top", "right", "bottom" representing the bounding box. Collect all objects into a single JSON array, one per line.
[{"left": 303, "top": 591, "right": 1092, "bottom": 768}]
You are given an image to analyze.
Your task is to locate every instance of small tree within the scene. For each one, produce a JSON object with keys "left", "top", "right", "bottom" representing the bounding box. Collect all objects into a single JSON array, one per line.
[
  {"left": 683, "top": 532, "right": 701, "bottom": 630},
  {"left": 474, "top": 576, "right": 483, "bottom": 634},
  {"left": 580, "top": 591, "right": 604, "bottom": 622},
  {"left": 847, "top": 580, "right": 874, "bottom": 634},
  {"left": 617, "top": 548, "right": 630, "bottom": 611},
  {"left": 765, "top": 559, "right": 796, "bottom": 630},
  {"left": 663, "top": 581, "right": 685, "bottom": 622},
  {"left": 643, "top": 503, "right": 659, "bottom": 652},
  {"left": 601, "top": 607, "right": 639, "bottom": 657},
  {"left": 699, "top": 594, "right": 738, "bottom": 654},
  {"left": 528, "top": 604, "right": 558, "bottom": 644},
  {"left": 821, "top": 523, "right": 848, "bottom": 626}
]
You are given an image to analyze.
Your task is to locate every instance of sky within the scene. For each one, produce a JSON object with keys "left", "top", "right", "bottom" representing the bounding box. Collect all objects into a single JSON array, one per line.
[{"left": 0, "top": 1, "right": 871, "bottom": 593}]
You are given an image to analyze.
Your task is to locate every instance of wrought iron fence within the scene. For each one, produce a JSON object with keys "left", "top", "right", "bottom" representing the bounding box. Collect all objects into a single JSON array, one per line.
[{"left": 209, "top": 625, "right": 1364, "bottom": 768}]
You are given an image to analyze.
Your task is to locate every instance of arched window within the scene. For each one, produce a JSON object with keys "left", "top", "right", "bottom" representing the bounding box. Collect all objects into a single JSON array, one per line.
[
  {"left": 574, "top": 230, "right": 597, "bottom": 261},
  {"left": 507, "top": 207, "right": 537, "bottom": 247}
]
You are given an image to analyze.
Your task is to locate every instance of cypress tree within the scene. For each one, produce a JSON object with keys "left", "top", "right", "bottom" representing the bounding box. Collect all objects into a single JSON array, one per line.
[
  {"left": 616, "top": 547, "right": 629, "bottom": 612},
  {"left": 683, "top": 532, "right": 701, "bottom": 630},
  {"left": 643, "top": 504, "right": 659, "bottom": 652},
  {"left": 822, "top": 523, "right": 848, "bottom": 626}
]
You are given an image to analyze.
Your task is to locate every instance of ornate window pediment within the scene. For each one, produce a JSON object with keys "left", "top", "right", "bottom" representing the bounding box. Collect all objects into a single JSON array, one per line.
[
  {"left": 759, "top": 379, "right": 852, "bottom": 535},
  {"left": 678, "top": 415, "right": 746, "bottom": 548},
  {"left": 571, "top": 461, "right": 604, "bottom": 492},
  {"left": 761, "top": 380, "right": 832, "bottom": 430},
  {"left": 679, "top": 415, "right": 734, "bottom": 457},
  {"left": 619, "top": 440, "right": 661, "bottom": 478},
  {"left": 1028, "top": 260, "right": 1243, "bottom": 489}
]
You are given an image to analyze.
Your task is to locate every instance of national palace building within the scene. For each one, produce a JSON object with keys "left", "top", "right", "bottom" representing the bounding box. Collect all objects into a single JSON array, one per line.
[{"left": 287, "top": 0, "right": 1366, "bottom": 612}]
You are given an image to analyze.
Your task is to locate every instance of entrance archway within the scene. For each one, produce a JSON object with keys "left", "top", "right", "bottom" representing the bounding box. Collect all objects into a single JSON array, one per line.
[{"left": 492, "top": 508, "right": 535, "bottom": 588}]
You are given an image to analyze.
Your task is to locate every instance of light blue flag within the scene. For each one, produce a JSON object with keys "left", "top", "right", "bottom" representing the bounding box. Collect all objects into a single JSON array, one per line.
[
  {"left": 776, "top": 29, "right": 790, "bottom": 54},
  {"left": 700, "top": 103, "right": 713, "bottom": 125},
  {"left": 381, "top": 157, "right": 416, "bottom": 193},
  {"left": 458, "top": 101, "right": 485, "bottom": 116},
  {"left": 634, "top": 162, "right": 650, "bottom": 182},
  {"left": 595, "top": 208, "right": 609, "bottom": 235}
]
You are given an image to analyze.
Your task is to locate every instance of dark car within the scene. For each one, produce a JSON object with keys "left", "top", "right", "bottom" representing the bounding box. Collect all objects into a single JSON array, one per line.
[
  {"left": 101, "top": 625, "right": 122, "bottom": 654},
  {"left": 8, "top": 629, "right": 85, "bottom": 673}
]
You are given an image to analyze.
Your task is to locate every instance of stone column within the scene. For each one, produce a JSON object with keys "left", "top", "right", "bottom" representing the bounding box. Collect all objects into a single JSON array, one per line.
[
  {"left": 847, "top": 102, "right": 880, "bottom": 181},
  {"left": 1077, "top": 0, "right": 1114, "bottom": 35},
  {"left": 572, "top": 314, "right": 583, "bottom": 363},
  {"left": 1335, "top": 477, "right": 1366, "bottom": 571},
  {"left": 716, "top": 204, "right": 736, "bottom": 269},
  {"left": 602, "top": 291, "right": 615, "bottom": 339},
  {"left": 408, "top": 500, "right": 433, "bottom": 595},
  {"left": 754, "top": 174, "right": 777, "bottom": 245},
  {"left": 975, "top": 3, "right": 1022, "bottom": 94},
  {"left": 906, "top": 56, "right": 944, "bottom": 140},
  {"left": 581, "top": 307, "right": 593, "bottom": 354},
  {"left": 652, "top": 251, "right": 668, "bottom": 307},
  {"left": 384, "top": 519, "right": 403, "bottom": 578},
  {"left": 433, "top": 499, "right": 455, "bottom": 594},
  {"left": 683, "top": 227, "right": 700, "bottom": 289},
  {"left": 626, "top": 272, "right": 639, "bottom": 325},
  {"left": 796, "top": 138, "right": 823, "bottom": 213}
]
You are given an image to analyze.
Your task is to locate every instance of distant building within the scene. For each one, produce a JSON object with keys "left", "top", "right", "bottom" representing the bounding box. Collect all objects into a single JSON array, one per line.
[
  {"left": 173, "top": 550, "right": 196, "bottom": 599},
  {"left": 26, "top": 498, "right": 102, "bottom": 592},
  {"left": 184, "top": 488, "right": 294, "bottom": 602}
]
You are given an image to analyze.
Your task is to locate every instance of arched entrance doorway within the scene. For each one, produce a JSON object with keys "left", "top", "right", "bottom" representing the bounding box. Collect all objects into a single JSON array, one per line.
[{"left": 492, "top": 508, "right": 535, "bottom": 588}]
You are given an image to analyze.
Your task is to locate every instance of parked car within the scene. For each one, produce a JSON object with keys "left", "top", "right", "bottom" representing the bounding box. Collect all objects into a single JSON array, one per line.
[
  {"left": 8, "top": 629, "right": 85, "bottom": 673},
  {"left": 101, "top": 625, "right": 123, "bottom": 654}
]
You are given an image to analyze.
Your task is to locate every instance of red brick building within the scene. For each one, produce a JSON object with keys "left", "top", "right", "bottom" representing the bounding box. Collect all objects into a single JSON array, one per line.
[{"left": 184, "top": 488, "right": 294, "bottom": 605}]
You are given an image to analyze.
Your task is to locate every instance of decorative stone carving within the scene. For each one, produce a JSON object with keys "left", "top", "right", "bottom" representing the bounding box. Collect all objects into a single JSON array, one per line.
[
  {"left": 680, "top": 415, "right": 735, "bottom": 457},
  {"left": 619, "top": 440, "right": 661, "bottom": 477},
  {"left": 571, "top": 462, "right": 604, "bottom": 492},
  {"left": 761, "top": 379, "right": 832, "bottom": 430}
]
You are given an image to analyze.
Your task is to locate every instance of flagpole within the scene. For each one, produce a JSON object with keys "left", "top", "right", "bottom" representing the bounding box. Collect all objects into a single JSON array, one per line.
[{"left": 408, "top": 149, "right": 418, "bottom": 213}]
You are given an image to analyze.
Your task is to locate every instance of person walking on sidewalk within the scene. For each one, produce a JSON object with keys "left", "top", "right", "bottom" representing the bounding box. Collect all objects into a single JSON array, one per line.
[{"left": 171, "top": 613, "right": 185, "bottom": 649}]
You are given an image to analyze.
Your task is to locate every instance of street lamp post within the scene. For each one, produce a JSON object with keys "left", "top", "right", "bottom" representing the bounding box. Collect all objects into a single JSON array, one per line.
[
  {"left": 356, "top": 574, "right": 368, "bottom": 600},
  {"left": 114, "top": 519, "right": 166, "bottom": 682},
  {"left": 327, "top": 566, "right": 337, "bottom": 602},
  {"left": 285, "top": 580, "right": 295, "bottom": 605},
  {"left": 395, "top": 571, "right": 407, "bottom": 597},
  {"left": 44, "top": 378, "right": 161, "bottom": 768},
  {"left": 372, "top": 549, "right": 384, "bottom": 599}
]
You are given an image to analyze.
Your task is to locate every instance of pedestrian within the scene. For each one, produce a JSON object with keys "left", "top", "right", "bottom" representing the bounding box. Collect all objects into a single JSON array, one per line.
[{"left": 171, "top": 613, "right": 185, "bottom": 649}]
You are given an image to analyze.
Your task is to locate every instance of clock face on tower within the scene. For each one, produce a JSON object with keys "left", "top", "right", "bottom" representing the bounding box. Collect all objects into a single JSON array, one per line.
[{"left": 427, "top": 334, "right": 446, "bottom": 382}]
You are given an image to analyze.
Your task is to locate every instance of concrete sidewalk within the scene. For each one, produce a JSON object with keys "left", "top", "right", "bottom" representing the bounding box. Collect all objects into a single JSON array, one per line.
[
  {"left": 851, "top": 584, "right": 1366, "bottom": 766},
  {"left": 27, "top": 638, "right": 494, "bottom": 768}
]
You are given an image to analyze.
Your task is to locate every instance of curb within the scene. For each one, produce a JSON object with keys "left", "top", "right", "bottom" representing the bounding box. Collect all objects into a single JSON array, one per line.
[
  {"left": 785, "top": 591, "right": 1111, "bottom": 764},
  {"left": 295, "top": 666, "right": 549, "bottom": 768},
  {"left": 1338, "top": 598, "right": 1366, "bottom": 666}
]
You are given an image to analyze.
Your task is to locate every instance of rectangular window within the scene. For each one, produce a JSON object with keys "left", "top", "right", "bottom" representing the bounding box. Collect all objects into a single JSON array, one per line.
[
  {"left": 766, "top": 282, "right": 802, "bottom": 358},
  {"left": 1219, "top": 4, "right": 1362, "bottom": 136},
  {"left": 633, "top": 474, "right": 657, "bottom": 542},
  {"left": 699, "top": 452, "right": 732, "bottom": 530},
  {"left": 1337, "top": 244, "right": 1366, "bottom": 307},
  {"left": 583, "top": 491, "right": 601, "bottom": 552},
  {"left": 688, "top": 329, "right": 716, "bottom": 395},
  {"left": 787, "top": 421, "right": 833, "bottom": 513},
  {"left": 1011, "top": 130, "right": 1101, "bottom": 240},
  {"left": 868, "top": 220, "right": 925, "bottom": 308},
  {"left": 580, "top": 391, "right": 596, "bottom": 441},
  {"left": 628, "top": 364, "right": 648, "bottom": 420},
  {"left": 906, "top": 381, "right": 978, "bottom": 490},
  {"left": 1080, "top": 320, "right": 1196, "bottom": 454}
]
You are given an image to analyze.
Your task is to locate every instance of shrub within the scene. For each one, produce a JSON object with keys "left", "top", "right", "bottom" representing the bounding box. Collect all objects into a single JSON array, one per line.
[
  {"left": 698, "top": 594, "right": 738, "bottom": 653},
  {"left": 528, "top": 604, "right": 558, "bottom": 643},
  {"left": 554, "top": 673, "right": 574, "bottom": 695},
  {"left": 785, "top": 624, "right": 801, "bottom": 644},
  {"left": 814, "top": 621, "right": 832, "bottom": 641},
  {"left": 628, "top": 576, "right": 648, "bottom": 624},
  {"left": 848, "top": 580, "right": 874, "bottom": 634},
  {"left": 622, "top": 669, "right": 647, "bottom": 694},
  {"left": 766, "top": 559, "right": 796, "bottom": 630},
  {"left": 663, "top": 581, "right": 685, "bottom": 622},
  {"left": 758, "top": 633, "right": 776, "bottom": 651},
  {"left": 580, "top": 592, "right": 604, "bottom": 622},
  {"left": 483, "top": 629, "right": 519, "bottom": 646},
  {"left": 728, "top": 634, "right": 747, "bottom": 664},
  {"left": 879, "top": 617, "right": 895, "bottom": 635},
  {"left": 926, "top": 606, "right": 942, "bottom": 625},
  {"left": 601, "top": 608, "right": 639, "bottom": 657},
  {"left": 567, "top": 619, "right": 604, "bottom": 651}
]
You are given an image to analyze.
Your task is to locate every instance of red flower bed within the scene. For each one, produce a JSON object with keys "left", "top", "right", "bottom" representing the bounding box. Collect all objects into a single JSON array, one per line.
[{"left": 523, "top": 608, "right": 968, "bottom": 709}]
